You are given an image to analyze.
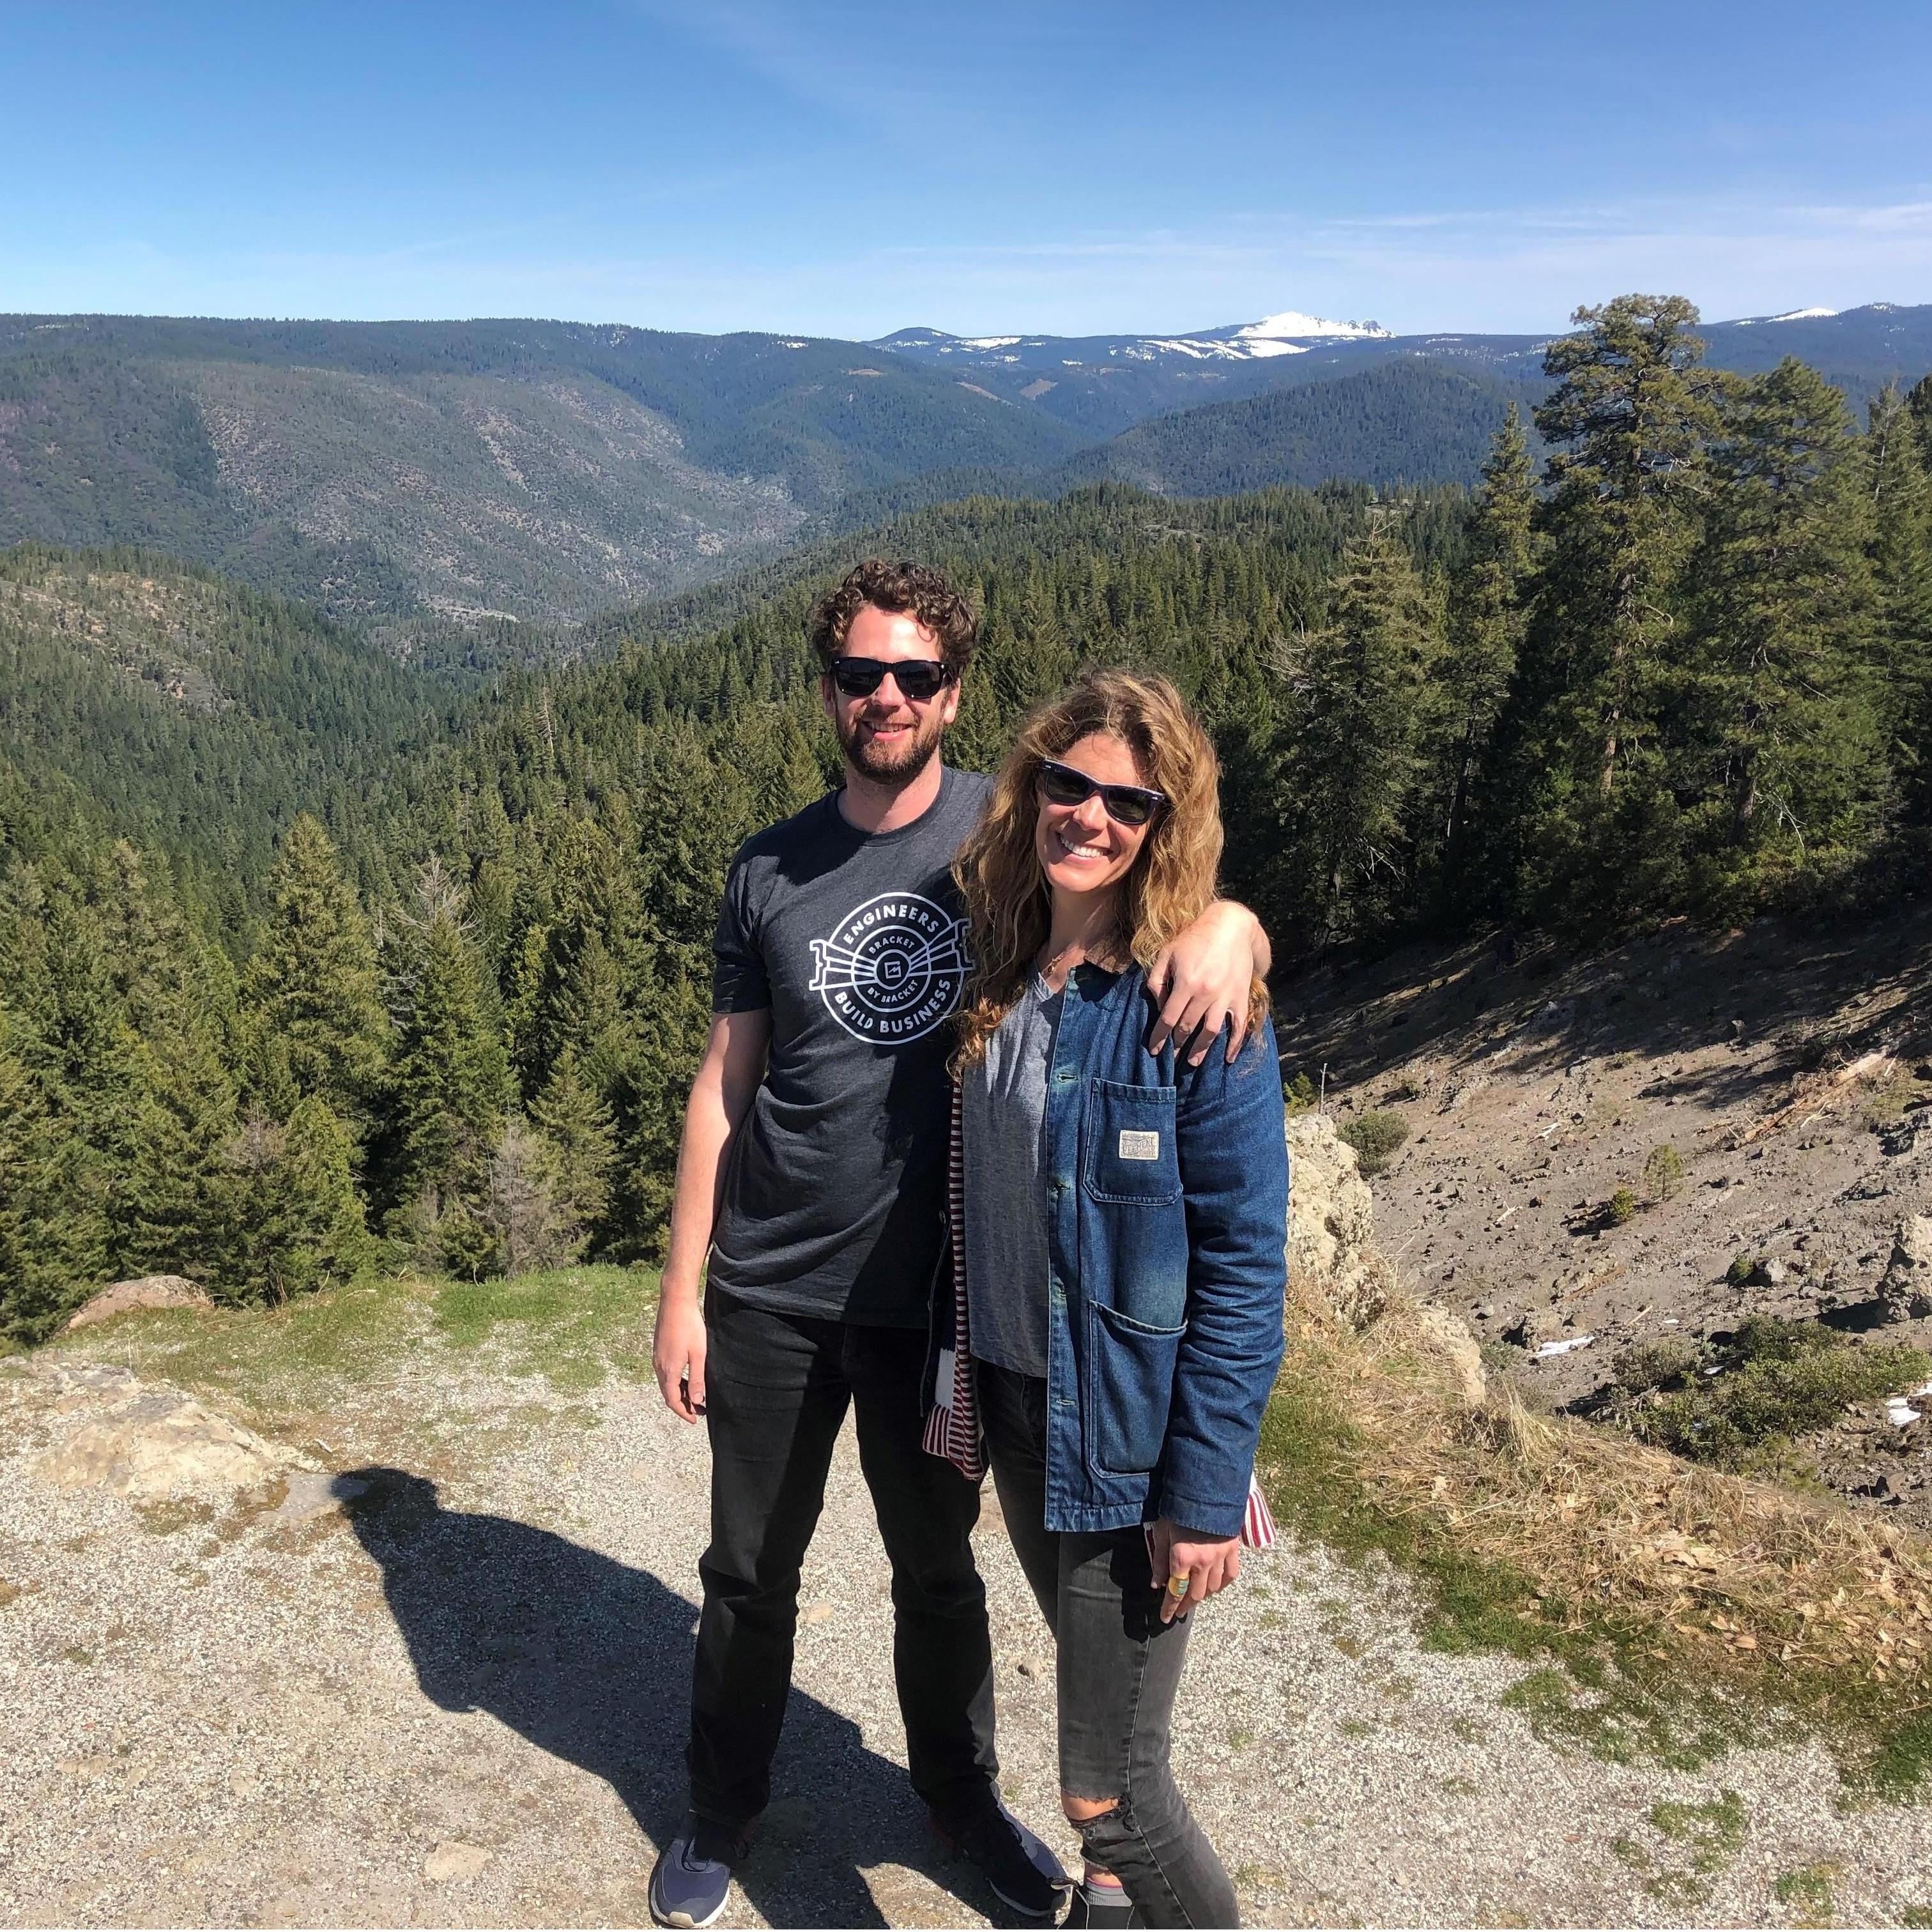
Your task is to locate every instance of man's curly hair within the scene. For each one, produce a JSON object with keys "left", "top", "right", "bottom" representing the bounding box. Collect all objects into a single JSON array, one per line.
[{"left": 807, "top": 559, "right": 978, "bottom": 675}]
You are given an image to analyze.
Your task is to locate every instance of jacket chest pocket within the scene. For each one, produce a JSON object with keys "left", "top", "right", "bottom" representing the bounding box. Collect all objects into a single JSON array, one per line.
[{"left": 1081, "top": 1080, "right": 1181, "bottom": 1205}]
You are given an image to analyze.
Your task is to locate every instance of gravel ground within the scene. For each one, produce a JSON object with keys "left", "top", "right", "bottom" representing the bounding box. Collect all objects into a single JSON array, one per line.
[{"left": 4, "top": 1338, "right": 1932, "bottom": 1929}]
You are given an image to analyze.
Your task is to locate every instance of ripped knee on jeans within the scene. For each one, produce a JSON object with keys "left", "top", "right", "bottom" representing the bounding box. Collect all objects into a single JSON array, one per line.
[
  {"left": 1061, "top": 1792, "right": 1120, "bottom": 1825},
  {"left": 1071, "top": 1794, "right": 1148, "bottom": 1873}
]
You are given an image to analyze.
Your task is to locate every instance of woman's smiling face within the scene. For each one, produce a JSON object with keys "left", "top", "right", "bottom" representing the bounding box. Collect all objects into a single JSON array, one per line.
[{"left": 1034, "top": 730, "right": 1154, "bottom": 901}]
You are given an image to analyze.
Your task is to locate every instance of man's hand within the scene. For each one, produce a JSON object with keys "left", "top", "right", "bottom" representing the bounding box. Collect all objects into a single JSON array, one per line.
[
  {"left": 650, "top": 1008, "right": 769, "bottom": 1423},
  {"left": 1147, "top": 1517, "right": 1242, "bottom": 1623},
  {"left": 654, "top": 1291, "right": 709, "bottom": 1423},
  {"left": 1148, "top": 900, "right": 1271, "bottom": 1064}
]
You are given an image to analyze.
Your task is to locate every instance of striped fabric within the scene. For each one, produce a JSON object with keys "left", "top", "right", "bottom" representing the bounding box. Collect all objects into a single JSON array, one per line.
[{"left": 924, "top": 1082, "right": 1274, "bottom": 1551}]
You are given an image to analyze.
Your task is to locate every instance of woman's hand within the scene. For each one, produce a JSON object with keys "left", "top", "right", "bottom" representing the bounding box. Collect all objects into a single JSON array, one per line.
[
  {"left": 1148, "top": 1518, "right": 1242, "bottom": 1623},
  {"left": 1148, "top": 901, "right": 1269, "bottom": 1064}
]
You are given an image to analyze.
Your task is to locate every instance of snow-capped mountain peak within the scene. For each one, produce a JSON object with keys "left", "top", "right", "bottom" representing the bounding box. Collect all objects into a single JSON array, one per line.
[
  {"left": 1234, "top": 310, "right": 1392, "bottom": 344},
  {"left": 874, "top": 307, "right": 1395, "bottom": 369}
]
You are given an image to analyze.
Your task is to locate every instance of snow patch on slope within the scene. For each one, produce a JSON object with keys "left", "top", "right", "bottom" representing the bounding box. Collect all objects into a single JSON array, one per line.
[{"left": 1235, "top": 310, "right": 1392, "bottom": 344}]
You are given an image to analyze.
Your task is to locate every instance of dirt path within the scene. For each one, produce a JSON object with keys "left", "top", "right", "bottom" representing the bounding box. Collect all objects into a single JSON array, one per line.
[{"left": 4, "top": 1327, "right": 1932, "bottom": 1930}]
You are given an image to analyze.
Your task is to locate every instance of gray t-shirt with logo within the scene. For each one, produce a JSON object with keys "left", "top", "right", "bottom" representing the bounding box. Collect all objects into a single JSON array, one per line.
[
  {"left": 709, "top": 765, "right": 993, "bottom": 1326},
  {"left": 959, "top": 974, "right": 1060, "bottom": 1378}
]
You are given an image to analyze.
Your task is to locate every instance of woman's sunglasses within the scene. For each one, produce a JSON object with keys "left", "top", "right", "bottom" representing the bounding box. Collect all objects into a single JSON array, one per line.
[
  {"left": 828, "top": 656, "right": 956, "bottom": 703},
  {"left": 1036, "top": 758, "right": 1169, "bottom": 828}
]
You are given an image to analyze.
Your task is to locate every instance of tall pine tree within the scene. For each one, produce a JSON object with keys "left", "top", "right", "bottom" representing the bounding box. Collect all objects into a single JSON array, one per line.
[
  {"left": 1502, "top": 295, "right": 1729, "bottom": 926},
  {"left": 1428, "top": 405, "right": 1540, "bottom": 884},
  {"left": 1278, "top": 527, "right": 1439, "bottom": 942},
  {"left": 243, "top": 814, "right": 390, "bottom": 1131},
  {"left": 385, "top": 870, "right": 512, "bottom": 1229},
  {"left": 1681, "top": 358, "right": 1882, "bottom": 902}
]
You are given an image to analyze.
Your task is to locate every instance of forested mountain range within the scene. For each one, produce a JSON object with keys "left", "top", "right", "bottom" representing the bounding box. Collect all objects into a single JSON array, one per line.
[
  {"left": 878, "top": 301, "right": 1932, "bottom": 420},
  {"left": 5, "top": 303, "right": 1929, "bottom": 629},
  {"left": 1059, "top": 362, "right": 1549, "bottom": 497},
  {"left": 4, "top": 296, "right": 1931, "bottom": 1342}
]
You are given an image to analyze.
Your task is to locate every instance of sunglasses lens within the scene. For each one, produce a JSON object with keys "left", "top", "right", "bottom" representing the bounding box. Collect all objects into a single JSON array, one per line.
[
  {"left": 894, "top": 663, "right": 946, "bottom": 700},
  {"left": 1038, "top": 763, "right": 1092, "bottom": 807},
  {"left": 1106, "top": 790, "right": 1154, "bottom": 827},
  {"left": 831, "top": 659, "right": 884, "bottom": 696}
]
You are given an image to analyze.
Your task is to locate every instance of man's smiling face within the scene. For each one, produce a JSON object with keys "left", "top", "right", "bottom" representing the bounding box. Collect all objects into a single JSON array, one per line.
[{"left": 821, "top": 602, "right": 962, "bottom": 786}]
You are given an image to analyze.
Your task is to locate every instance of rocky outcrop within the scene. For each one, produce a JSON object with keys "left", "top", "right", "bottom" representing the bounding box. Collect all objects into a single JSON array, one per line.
[
  {"left": 1287, "top": 1112, "right": 1393, "bottom": 1329},
  {"left": 64, "top": 1275, "right": 213, "bottom": 1331},
  {"left": 1286, "top": 1110, "right": 1485, "bottom": 1406},
  {"left": 1880, "top": 1215, "right": 1932, "bottom": 1324},
  {"left": 33, "top": 1363, "right": 305, "bottom": 1503}
]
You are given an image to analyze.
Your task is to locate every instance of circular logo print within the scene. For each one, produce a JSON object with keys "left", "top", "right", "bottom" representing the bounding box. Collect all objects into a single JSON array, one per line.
[{"left": 809, "top": 892, "right": 967, "bottom": 1044}]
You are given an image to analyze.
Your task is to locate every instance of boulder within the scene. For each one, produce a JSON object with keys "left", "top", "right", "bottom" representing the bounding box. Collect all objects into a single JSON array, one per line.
[
  {"left": 34, "top": 1364, "right": 304, "bottom": 1503},
  {"left": 64, "top": 1275, "right": 213, "bottom": 1332},
  {"left": 1878, "top": 1215, "right": 1932, "bottom": 1324},
  {"left": 1286, "top": 1112, "right": 1390, "bottom": 1328}
]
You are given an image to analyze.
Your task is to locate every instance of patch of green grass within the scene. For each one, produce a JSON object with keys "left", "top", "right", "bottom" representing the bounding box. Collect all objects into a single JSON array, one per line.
[
  {"left": 42, "top": 1265, "right": 659, "bottom": 1413},
  {"left": 1896, "top": 1904, "right": 1932, "bottom": 1928},
  {"left": 1856, "top": 1706, "right": 1932, "bottom": 1805},
  {"left": 1650, "top": 1789, "right": 1749, "bottom": 1865},
  {"left": 1500, "top": 1666, "right": 1761, "bottom": 1770},
  {"left": 1624, "top": 1317, "right": 1930, "bottom": 1468},
  {"left": 1606, "top": 1790, "right": 1748, "bottom": 1906},
  {"left": 433, "top": 1266, "right": 657, "bottom": 1388},
  {"left": 1261, "top": 1340, "right": 1932, "bottom": 1802},
  {"left": 1773, "top": 1862, "right": 1839, "bottom": 1923},
  {"left": 1338, "top": 1109, "right": 1409, "bottom": 1178},
  {"left": 48, "top": 1270, "right": 429, "bottom": 1413}
]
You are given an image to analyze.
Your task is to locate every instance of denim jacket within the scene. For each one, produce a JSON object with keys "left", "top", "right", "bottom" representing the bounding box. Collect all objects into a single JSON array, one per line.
[{"left": 931, "top": 962, "right": 1289, "bottom": 1540}]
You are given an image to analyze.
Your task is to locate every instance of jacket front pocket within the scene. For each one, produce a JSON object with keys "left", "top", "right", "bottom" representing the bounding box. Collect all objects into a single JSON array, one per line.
[
  {"left": 1088, "top": 1300, "right": 1186, "bottom": 1475},
  {"left": 1082, "top": 1079, "right": 1181, "bottom": 1205}
]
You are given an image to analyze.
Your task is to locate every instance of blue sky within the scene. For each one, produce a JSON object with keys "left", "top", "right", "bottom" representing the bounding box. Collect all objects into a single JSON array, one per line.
[{"left": 4, "top": 1, "right": 1929, "bottom": 337}]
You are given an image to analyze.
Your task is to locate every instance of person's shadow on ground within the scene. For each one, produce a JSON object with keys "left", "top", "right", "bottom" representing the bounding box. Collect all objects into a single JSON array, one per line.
[{"left": 339, "top": 1466, "right": 1003, "bottom": 1929}]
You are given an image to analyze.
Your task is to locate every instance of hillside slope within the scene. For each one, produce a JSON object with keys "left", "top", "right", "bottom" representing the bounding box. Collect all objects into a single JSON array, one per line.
[
  {"left": 0, "top": 544, "right": 434, "bottom": 892},
  {"left": 1061, "top": 360, "right": 1545, "bottom": 495},
  {"left": 0, "top": 319, "right": 1085, "bottom": 622},
  {"left": 1275, "top": 903, "right": 1932, "bottom": 1523}
]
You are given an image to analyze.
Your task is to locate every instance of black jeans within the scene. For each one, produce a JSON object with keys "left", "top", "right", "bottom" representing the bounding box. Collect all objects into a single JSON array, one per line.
[
  {"left": 688, "top": 1287, "right": 999, "bottom": 1830},
  {"left": 979, "top": 1362, "right": 1239, "bottom": 1929}
]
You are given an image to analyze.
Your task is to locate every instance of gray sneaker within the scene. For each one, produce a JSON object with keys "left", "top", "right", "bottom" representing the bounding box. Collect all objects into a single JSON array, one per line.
[{"left": 648, "top": 1817, "right": 745, "bottom": 1929}]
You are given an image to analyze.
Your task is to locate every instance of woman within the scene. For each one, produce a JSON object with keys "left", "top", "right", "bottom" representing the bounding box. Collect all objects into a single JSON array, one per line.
[{"left": 926, "top": 670, "right": 1288, "bottom": 1928}]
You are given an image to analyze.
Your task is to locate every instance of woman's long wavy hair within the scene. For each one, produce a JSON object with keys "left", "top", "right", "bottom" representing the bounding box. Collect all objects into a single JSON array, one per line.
[{"left": 951, "top": 668, "right": 1264, "bottom": 1073}]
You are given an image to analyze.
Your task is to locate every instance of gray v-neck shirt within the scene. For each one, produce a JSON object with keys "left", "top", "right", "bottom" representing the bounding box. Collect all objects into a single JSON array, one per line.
[{"left": 959, "top": 972, "right": 1062, "bottom": 1377}]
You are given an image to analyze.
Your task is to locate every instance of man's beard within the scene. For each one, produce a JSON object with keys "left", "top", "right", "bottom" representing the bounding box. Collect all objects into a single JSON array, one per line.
[{"left": 837, "top": 705, "right": 946, "bottom": 786}]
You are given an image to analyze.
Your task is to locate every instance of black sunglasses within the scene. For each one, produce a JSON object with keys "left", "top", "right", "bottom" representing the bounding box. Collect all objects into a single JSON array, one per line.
[
  {"left": 828, "top": 656, "right": 956, "bottom": 702},
  {"left": 1036, "top": 758, "right": 1169, "bottom": 828}
]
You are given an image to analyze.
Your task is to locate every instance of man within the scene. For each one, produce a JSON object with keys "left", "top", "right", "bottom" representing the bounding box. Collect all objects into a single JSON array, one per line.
[{"left": 648, "top": 560, "right": 1269, "bottom": 1930}]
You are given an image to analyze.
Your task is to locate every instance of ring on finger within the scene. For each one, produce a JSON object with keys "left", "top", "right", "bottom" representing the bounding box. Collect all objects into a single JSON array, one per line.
[{"left": 1167, "top": 1574, "right": 1192, "bottom": 1598}]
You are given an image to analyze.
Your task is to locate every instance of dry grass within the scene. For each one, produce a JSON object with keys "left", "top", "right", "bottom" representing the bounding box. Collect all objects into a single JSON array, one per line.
[{"left": 1262, "top": 1268, "right": 1932, "bottom": 1789}]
